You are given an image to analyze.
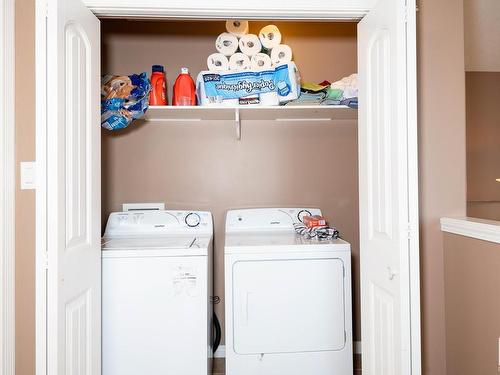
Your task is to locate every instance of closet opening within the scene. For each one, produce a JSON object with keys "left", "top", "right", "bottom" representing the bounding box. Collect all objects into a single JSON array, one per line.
[{"left": 100, "top": 18, "right": 360, "bottom": 370}]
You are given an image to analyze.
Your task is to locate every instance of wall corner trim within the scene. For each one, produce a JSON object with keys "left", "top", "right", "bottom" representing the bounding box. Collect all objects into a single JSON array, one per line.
[
  {"left": 0, "top": 0, "right": 16, "bottom": 374},
  {"left": 440, "top": 217, "right": 500, "bottom": 244}
]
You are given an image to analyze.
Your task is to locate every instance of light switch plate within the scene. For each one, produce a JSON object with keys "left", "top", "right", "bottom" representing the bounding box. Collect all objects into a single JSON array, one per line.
[{"left": 20, "top": 161, "right": 36, "bottom": 190}]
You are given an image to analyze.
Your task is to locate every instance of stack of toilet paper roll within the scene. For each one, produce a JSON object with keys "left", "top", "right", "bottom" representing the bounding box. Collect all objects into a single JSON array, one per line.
[{"left": 207, "top": 21, "right": 294, "bottom": 72}]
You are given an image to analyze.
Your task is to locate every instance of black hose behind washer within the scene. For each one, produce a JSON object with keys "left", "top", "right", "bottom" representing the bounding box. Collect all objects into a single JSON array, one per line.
[{"left": 212, "top": 312, "right": 222, "bottom": 353}]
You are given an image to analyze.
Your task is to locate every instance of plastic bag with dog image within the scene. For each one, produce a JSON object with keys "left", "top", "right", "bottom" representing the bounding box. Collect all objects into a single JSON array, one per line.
[{"left": 101, "top": 72, "right": 151, "bottom": 130}]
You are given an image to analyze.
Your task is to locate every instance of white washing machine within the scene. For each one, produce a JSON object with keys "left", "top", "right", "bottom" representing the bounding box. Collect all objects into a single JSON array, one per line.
[
  {"left": 224, "top": 208, "right": 353, "bottom": 375},
  {"left": 102, "top": 210, "right": 213, "bottom": 375}
]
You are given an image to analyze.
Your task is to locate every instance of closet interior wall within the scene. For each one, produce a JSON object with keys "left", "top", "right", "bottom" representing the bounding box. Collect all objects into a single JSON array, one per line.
[{"left": 100, "top": 19, "right": 359, "bottom": 343}]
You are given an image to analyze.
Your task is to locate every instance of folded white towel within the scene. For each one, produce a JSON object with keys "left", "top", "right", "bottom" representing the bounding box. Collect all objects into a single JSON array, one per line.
[{"left": 331, "top": 73, "right": 358, "bottom": 99}]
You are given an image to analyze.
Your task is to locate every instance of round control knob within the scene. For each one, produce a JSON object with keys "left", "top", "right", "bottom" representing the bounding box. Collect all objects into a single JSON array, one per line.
[
  {"left": 185, "top": 212, "right": 201, "bottom": 227},
  {"left": 297, "top": 209, "right": 312, "bottom": 223}
]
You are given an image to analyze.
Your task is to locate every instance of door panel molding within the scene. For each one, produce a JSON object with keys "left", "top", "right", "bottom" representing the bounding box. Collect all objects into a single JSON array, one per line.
[
  {"left": 0, "top": 0, "right": 16, "bottom": 374},
  {"left": 36, "top": 1, "right": 101, "bottom": 375},
  {"left": 358, "top": 0, "right": 421, "bottom": 374}
]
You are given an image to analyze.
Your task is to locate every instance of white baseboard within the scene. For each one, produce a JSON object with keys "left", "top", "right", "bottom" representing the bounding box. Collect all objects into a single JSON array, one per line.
[{"left": 214, "top": 341, "right": 361, "bottom": 358}]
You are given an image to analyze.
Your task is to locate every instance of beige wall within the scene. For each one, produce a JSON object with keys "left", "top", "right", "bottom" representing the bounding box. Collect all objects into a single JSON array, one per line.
[
  {"left": 15, "top": 0, "right": 36, "bottom": 375},
  {"left": 417, "top": 0, "right": 467, "bottom": 373},
  {"left": 467, "top": 202, "right": 500, "bottom": 222},
  {"left": 101, "top": 20, "right": 359, "bottom": 344},
  {"left": 451, "top": 22, "right": 500, "bottom": 375},
  {"left": 464, "top": 0, "right": 500, "bottom": 72},
  {"left": 444, "top": 233, "right": 500, "bottom": 375},
  {"left": 466, "top": 72, "right": 500, "bottom": 220},
  {"left": 14, "top": 2, "right": 469, "bottom": 375}
]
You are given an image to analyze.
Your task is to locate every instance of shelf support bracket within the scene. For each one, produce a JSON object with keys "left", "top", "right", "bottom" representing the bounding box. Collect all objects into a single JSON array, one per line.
[{"left": 235, "top": 108, "right": 241, "bottom": 141}]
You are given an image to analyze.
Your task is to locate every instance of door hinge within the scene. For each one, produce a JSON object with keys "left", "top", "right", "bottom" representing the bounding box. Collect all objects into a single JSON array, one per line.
[{"left": 406, "top": 223, "right": 412, "bottom": 239}]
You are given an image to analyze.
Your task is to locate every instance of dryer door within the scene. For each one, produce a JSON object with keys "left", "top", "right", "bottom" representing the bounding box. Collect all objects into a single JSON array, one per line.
[{"left": 232, "top": 257, "right": 346, "bottom": 354}]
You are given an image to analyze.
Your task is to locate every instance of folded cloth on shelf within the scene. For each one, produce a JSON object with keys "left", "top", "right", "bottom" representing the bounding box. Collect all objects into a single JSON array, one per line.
[
  {"left": 331, "top": 73, "right": 358, "bottom": 99},
  {"left": 285, "top": 90, "right": 327, "bottom": 105},
  {"left": 300, "top": 81, "right": 329, "bottom": 93},
  {"left": 285, "top": 74, "right": 358, "bottom": 107},
  {"left": 340, "top": 97, "right": 358, "bottom": 108},
  {"left": 321, "top": 96, "right": 358, "bottom": 108},
  {"left": 293, "top": 222, "right": 340, "bottom": 240}
]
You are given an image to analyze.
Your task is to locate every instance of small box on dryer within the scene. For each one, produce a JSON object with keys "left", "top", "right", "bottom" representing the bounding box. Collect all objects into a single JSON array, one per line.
[{"left": 303, "top": 215, "right": 327, "bottom": 228}]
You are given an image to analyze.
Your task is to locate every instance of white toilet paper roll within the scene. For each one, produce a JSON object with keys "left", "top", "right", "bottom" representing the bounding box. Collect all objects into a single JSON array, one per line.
[
  {"left": 222, "top": 99, "right": 240, "bottom": 107},
  {"left": 215, "top": 32, "right": 239, "bottom": 56},
  {"left": 259, "top": 25, "right": 282, "bottom": 50},
  {"left": 251, "top": 53, "right": 272, "bottom": 70},
  {"left": 225, "top": 20, "right": 249, "bottom": 37},
  {"left": 238, "top": 34, "right": 262, "bottom": 56},
  {"left": 271, "top": 44, "right": 293, "bottom": 65},
  {"left": 207, "top": 53, "right": 229, "bottom": 71},
  {"left": 228, "top": 53, "right": 251, "bottom": 71},
  {"left": 259, "top": 92, "right": 279, "bottom": 106}
]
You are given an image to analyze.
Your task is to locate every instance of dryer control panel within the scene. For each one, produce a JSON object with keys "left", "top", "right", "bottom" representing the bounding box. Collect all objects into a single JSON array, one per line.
[
  {"left": 104, "top": 210, "right": 213, "bottom": 237},
  {"left": 226, "top": 208, "right": 322, "bottom": 232}
]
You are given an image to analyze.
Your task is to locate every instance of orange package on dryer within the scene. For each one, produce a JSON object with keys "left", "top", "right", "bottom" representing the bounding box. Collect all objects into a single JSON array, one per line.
[{"left": 303, "top": 215, "right": 327, "bottom": 228}]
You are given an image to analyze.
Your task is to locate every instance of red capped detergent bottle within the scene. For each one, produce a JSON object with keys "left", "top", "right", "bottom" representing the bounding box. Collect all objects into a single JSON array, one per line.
[
  {"left": 172, "top": 67, "right": 196, "bottom": 106},
  {"left": 149, "top": 65, "right": 167, "bottom": 106}
]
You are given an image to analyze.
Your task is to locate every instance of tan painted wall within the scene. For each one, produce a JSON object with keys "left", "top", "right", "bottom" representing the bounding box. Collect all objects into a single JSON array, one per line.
[
  {"left": 466, "top": 72, "right": 500, "bottom": 220},
  {"left": 15, "top": 0, "right": 36, "bottom": 375},
  {"left": 444, "top": 233, "right": 500, "bottom": 375},
  {"left": 13, "top": 2, "right": 468, "bottom": 375},
  {"left": 467, "top": 202, "right": 500, "bottom": 222},
  {"left": 417, "top": 0, "right": 467, "bottom": 373},
  {"left": 464, "top": 0, "right": 500, "bottom": 72},
  {"left": 101, "top": 20, "right": 359, "bottom": 344}
]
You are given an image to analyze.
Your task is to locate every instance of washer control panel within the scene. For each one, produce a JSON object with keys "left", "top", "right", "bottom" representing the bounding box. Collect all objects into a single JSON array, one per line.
[
  {"left": 104, "top": 210, "right": 212, "bottom": 237},
  {"left": 185, "top": 212, "right": 201, "bottom": 227}
]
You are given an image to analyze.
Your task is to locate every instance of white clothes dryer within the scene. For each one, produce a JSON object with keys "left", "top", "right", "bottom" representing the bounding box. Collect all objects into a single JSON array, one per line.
[{"left": 224, "top": 208, "right": 353, "bottom": 375}]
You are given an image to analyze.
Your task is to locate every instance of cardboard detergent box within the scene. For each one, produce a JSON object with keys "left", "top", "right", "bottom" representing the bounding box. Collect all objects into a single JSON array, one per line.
[{"left": 195, "top": 62, "right": 300, "bottom": 106}]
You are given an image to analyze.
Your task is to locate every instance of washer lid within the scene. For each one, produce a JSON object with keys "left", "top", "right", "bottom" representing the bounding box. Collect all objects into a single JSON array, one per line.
[
  {"left": 101, "top": 236, "right": 211, "bottom": 258},
  {"left": 225, "top": 232, "right": 350, "bottom": 254}
]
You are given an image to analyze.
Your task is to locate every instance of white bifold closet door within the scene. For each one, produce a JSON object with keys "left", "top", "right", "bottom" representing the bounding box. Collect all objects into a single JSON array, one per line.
[
  {"left": 44, "top": 0, "right": 101, "bottom": 374},
  {"left": 358, "top": 0, "right": 418, "bottom": 374}
]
